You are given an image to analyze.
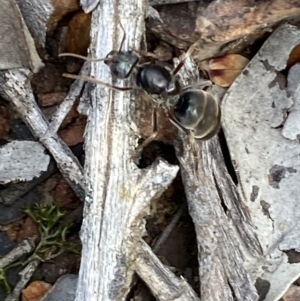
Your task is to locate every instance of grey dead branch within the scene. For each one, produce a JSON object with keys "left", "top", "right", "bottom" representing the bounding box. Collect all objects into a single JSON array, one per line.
[
  {"left": 0, "top": 1, "right": 300, "bottom": 301},
  {"left": 76, "top": 3, "right": 181, "bottom": 299},
  {"left": 2, "top": 240, "right": 38, "bottom": 301},
  {"left": 0, "top": 68, "right": 85, "bottom": 201},
  {"left": 0, "top": 239, "right": 35, "bottom": 269},
  {"left": 0, "top": 0, "right": 85, "bottom": 201},
  {"left": 4, "top": 260, "right": 40, "bottom": 301},
  {"left": 174, "top": 56, "right": 259, "bottom": 301}
]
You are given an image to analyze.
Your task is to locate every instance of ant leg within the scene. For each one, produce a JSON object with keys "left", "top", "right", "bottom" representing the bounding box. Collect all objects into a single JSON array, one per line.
[
  {"left": 189, "top": 131, "right": 196, "bottom": 152},
  {"left": 59, "top": 53, "right": 119, "bottom": 69},
  {"left": 116, "top": 18, "right": 126, "bottom": 52},
  {"left": 168, "top": 112, "right": 202, "bottom": 181},
  {"left": 129, "top": 47, "right": 159, "bottom": 60},
  {"left": 192, "top": 80, "right": 213, "bottom": 91},
  {"left": 171, "top": 42, "right": 197, "bottom": 76},
  {"left": 167, "top": 111, "right": 204, "bottom": 183},
  {"left": 58, "top": 53, "right": 106, "bottom": 62},
  {"left": 166, "top": 111, "right": 190, "bottom": 135},
  {"left": 188, "top": 132, "right": 205, "bottom": 185},
  {"left": 134, "top": 106, "right": 159, "bottom": 154},
  {"left": 62, "top": 73, "right": 133, "bottom": 91}
]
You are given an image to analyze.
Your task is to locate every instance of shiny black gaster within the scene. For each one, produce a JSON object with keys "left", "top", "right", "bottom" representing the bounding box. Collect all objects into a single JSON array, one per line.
[{"left": 174, "top": 89, "right": 221, "bottom": 140}]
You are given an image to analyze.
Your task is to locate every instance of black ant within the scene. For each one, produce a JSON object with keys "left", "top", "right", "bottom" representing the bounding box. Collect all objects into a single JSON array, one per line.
[{"left": 59, "top": 21, "right": 220, "bottom": 148}]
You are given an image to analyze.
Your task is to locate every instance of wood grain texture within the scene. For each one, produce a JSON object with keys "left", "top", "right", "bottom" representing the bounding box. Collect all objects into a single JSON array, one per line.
[
  {"left": 0, "top": 69, "right": 85, "bottom": 201},
  {"left": 174, "top": 56, "right": 259, "bottom": 301},
  {"left": 74, "top": 1, "right": 191, "bottom": 301}
]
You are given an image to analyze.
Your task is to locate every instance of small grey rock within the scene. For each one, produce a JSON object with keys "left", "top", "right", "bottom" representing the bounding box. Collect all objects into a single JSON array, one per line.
[
  {"left": 0, "top": 141, "right": 50, "bottom": 184},
  {"left": 40, "top": 274, "right": 78, "bottom": 301}
]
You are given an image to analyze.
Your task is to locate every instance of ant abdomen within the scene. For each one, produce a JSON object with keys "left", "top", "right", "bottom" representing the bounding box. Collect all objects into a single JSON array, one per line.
[
  {"left": 174, "top": 89, "right": 221, "bottom": 140},
  {"left": 136, "top": 65, "right": 179, "bottom": 96}
]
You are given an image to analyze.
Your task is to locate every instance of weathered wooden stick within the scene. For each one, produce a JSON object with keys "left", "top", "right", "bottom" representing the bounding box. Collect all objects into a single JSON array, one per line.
[
  {"left": 174, "top": 55, "right": 259, "bottom": 301},
  {"left": 75, "top": 1, "right": 187, "bottom": 301},
  {"left": 5, "top": 260, "right": 40, "bottom": 301},
  {"left": 0, "top": 239, "right": 35, "bottom": 269},
  {"left": 0, "top": 69, "right": 85, "bottom": 201},
  {"left": 47, "top": 62, "right": 90, "bottom": 134},
  {"left": 134, "top": 239, "right": 201, "bottom": 301}
]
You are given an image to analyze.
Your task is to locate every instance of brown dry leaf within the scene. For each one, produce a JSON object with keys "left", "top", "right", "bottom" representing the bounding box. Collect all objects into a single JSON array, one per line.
[
  {"left": 208, "top": 54, "right": 249, "bottom": 70},
  {"left": 201, "top": 54, "right": 249, "bottom": 87},
  {"left": 66, "top": 11, "right": 91, "bottom": 55},
  {"left": 54, "top": 177, "right": 81, "bottom": 209},
  {"left": 287, "top": 44, "right": 300, "bottom": 67},
  {"left": 60, "top": 102, "right": 81, "bottom": 129},
  {"left": 42, "top": 253, "right": 81, "bottom": 283},
  {"left": 282, "top": 285, "right": 300, "bottom": 301},
  {"left": 58, "top": 123, "right": 85, "bottom": 146},
  {"left": 153, "top": 43, "right": 173, "bottom": 61},
  {"left": 58, "top": 101, "right": 86, "bottom": 145},
  {"left": 31, "top": 64, "right": 62, "bottom": 94},
  {"left": 22, "top": 280, "right": 52, "bottom": 301},
  {"left": 47, "top": 0, "right": 80, "bottom": 31},
  {"left": 16, "top": 216, "right": 39, "bottom": 243},
  {"left": 209, "top": 69, "right": 243, "bottom": 88},
  {"left": 5, "top": 221, "right": 22, "bottom": 242},
  {"left": 37, "top": 92, "right": 67, "bottom": 108},
  {"left": 0, "top": 105, "right": 10, "bottom": 139}
]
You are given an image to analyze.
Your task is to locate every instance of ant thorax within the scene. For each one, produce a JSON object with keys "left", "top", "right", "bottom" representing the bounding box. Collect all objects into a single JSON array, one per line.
[{"left": 135, "top": 62, "right": 180, "bottom": 100}]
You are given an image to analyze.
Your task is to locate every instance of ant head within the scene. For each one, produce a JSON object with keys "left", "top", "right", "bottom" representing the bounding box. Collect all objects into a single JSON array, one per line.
[{"left": 105, "top": 50, "right": 139, "bottom": 79}]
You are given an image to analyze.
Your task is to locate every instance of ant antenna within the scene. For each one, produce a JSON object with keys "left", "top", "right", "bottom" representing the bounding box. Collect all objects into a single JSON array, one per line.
[
  {"left": 171, "top": 42, "right": 197, "bottom": 76},
  {"left": 59, "top": 19, "right": 127, "bottom": 62},
  {"left": 58, "top": 53, "right": 106, "bottom": 62},
  {"left": 62, "top": 73, "right": 133, "bottom": 92},
  {"left": 117, "top": 18, "right": 126, "bottom": 52}
]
